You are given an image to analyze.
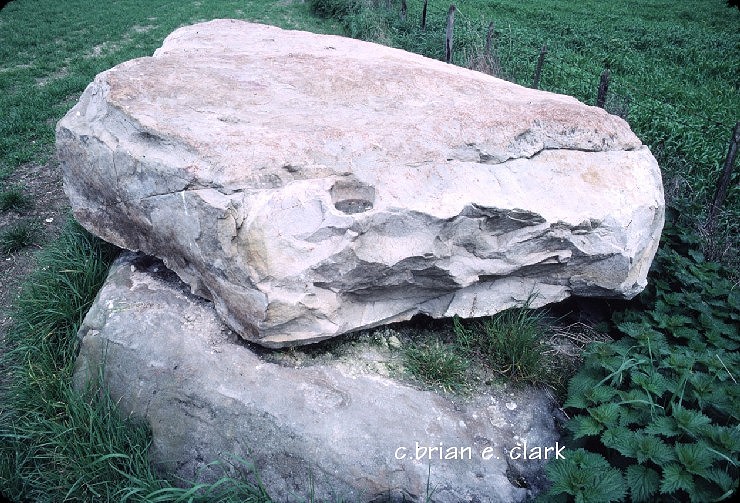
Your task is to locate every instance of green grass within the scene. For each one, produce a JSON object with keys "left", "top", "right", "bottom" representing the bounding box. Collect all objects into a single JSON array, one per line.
[
  {"left": 403, "top": 340, "right": 471, "bottom": 392},
  {"left": 472, "top": 308, "right": 553, "bottom": 384},
  {"left": 401, "top": 307, "right": 576, "bottom": 394},
  {"left": 0, "top": 219, "right": 38, "bottom": 253},
  {"left": 0, "top": 184, "right": 31, "bottom": 211}
]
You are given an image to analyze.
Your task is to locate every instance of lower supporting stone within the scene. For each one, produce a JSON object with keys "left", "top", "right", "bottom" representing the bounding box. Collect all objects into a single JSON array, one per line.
[{"left": 74, "top": 252, "right": 562, "bottom": 502}]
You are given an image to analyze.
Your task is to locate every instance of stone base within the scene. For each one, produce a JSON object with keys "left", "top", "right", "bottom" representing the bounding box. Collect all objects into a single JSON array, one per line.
[{"left": 74, "top": 252, "right": 562, "bottom": 502}]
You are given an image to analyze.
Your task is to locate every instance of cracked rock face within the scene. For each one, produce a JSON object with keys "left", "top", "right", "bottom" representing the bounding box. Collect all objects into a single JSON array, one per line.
[{"left": 57, "top": 20, "right": 664, "bottom": 348}]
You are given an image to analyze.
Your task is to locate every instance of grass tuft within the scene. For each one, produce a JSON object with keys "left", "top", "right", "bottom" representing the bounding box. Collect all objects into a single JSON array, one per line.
[
  {"left": 0, "top": 220, "right": 39, "bottom": 253},
  {"left": 475, "top": 308, "right": 552, "bottom": 384},
  {"left": 401, "top": 305, "right": 575, "bottom": 394},
  {"left": 0, "top": 184, "right": 32, "bottom": 212},
  {"left": 403, "top": 340, "right": 470, "bottom": 392}
]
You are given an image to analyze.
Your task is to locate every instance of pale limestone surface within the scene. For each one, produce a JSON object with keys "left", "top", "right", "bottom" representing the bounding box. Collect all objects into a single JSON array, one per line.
[
  {"left": 74, "top": 252, "right": 561, "bottom": 502},
  {"left": 57, "top": 20, "right": 664, "bottom": 347}
]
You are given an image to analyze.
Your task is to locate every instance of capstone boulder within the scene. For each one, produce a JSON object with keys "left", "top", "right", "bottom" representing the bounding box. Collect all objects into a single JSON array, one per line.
[{"left": 57, "top": 20, "right": 664, "bottom": 347}]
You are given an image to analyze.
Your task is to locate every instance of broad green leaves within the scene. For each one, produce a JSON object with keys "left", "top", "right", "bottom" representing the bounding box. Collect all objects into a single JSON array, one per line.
[
  {"left": 546, "top": 449, "right": 626, "bottom": 503},
  {"left": 626, "top": 465, "right": 660, "bottom": 502},
  {"left": 547, "top": 222, "right": 739, "bottom": 501}
]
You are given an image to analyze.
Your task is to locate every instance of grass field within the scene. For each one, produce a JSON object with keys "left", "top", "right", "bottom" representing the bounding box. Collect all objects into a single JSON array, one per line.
[{"left": 1, "top": 0, "right": 738, "bottom": 501}]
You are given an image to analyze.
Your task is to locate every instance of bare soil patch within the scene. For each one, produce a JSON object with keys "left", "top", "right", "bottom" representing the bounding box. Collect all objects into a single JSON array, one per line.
[{"left": 0, "top": 159, "right": 69, "bottom": 340}]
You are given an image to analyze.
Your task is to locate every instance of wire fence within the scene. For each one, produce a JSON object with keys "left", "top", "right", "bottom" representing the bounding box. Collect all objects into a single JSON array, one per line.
[{"left": 391, "top": 1, "right": 737, "bottom": 135}]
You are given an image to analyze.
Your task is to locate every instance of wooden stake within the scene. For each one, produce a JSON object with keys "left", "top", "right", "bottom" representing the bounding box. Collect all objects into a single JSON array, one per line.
[
  {"left": 445, "top": 4, "right": 456, "bottom": 64},
  {"left": 532, "top": 44, "right": 547, "bottom": 89},
  {"left": 706, "top": 121, "right": 740, "bottom": 231},
  {"left": 596, "top": 68, "right": 610, "bottom": 108},
  {"left": 421, "top": 0, "right": 428, "bottom": 30}
]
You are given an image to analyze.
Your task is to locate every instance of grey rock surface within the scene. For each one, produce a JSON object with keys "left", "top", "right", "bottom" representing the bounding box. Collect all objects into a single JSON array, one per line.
[
  {"left": 58, "top": 20, "right": 664, "bottom": 347},
  {"left": 74, "top": 252, "right": 563, "bottom": 502}
]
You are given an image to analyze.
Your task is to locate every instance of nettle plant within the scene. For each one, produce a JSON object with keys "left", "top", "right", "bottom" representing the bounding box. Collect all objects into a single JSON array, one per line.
[{"left": 546, "top": 221, "right": 739, "bottom": 502}]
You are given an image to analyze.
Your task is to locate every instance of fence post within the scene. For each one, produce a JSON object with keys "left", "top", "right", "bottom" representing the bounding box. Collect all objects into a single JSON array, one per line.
[
  {"left": 401, "top": 0, "right": 407, "bottom": 21},
  {"left": 421, "top": 0, "right": 428, "bottom": 30},
  {"left": 445, "top": 5, "right": 456, "bottom": 63},
  {"left": 706, "top": 121, "right": 740, "bottom": 231},
  {"left": 532, "top": 44, "right": 547, "bottom": 89},
  {"left": 596, "top": 68, "right": 610, "bottom": 108}
]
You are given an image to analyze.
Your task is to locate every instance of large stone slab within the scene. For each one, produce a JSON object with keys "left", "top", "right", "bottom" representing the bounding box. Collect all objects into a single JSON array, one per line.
[
  {"left": 57, "top": 20, "right": 664, "bottom": 347},
  {"left": 74, "top": 251, "right": 562, "bottom": 502}
]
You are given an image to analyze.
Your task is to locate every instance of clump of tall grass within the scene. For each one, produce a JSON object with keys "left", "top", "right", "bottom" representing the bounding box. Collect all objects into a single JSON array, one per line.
[
  {"left": 400, "top": 303, "right": 578, "bottom": 394},
  {"left": 403, "top": 340, "right": 470, "bottom": 392},
  {"left": 467, "top": 308, "right": 553, "bottom": 384},
  {"left": 0, "top": 184, "right": 32, "bottom": 212},
  {"left": 0, "top": 220, "right": 39, "bottom": 253}
]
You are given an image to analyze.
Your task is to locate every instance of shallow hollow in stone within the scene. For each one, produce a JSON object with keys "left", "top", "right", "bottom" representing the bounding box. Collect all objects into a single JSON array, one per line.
[
  {"left": 330, "top": 178, "right": 376, "bottom": 214},
  {"left": 56, "top": 20, "right": 665, "bottom": 347}
]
